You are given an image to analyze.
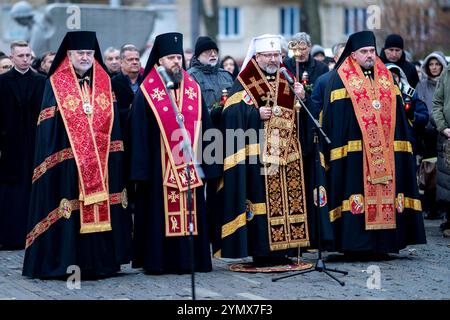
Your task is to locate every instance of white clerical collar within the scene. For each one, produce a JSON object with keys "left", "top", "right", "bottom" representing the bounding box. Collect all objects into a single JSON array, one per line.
[{"left": 14, "top": 67, "right": 30, "bottom": 74}]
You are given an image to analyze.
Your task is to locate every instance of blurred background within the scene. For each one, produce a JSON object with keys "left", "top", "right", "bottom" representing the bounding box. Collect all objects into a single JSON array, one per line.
[{"left": 0, "top": 0, "right": 449, "bottom": 64}]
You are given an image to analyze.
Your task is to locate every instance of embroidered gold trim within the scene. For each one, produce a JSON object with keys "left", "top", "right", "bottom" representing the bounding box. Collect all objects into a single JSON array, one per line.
[
  {"left": 223, "top": 90, "right": 245, "bottom": 111},
  {"left": 80, "top": 222, "right": 112, "bottom": 233},
  {"left": 329, "top": 196, "right": 422, "bottom": 222},
  {"left": 405, "top": 197, "right": 422, "bottom": 211},
  {"left": 224, "top": 144, "right": 260, "bottom": 171},
  {"left": 330, "top": 88, "right": 349, "bottom": 103},
  {"left": 32, "top": 141, "right": 124, "bottom": 184},
  {"left": 222, "top": 212, "right": 246, "bottom": 239},
  {"left": 330, "top": 140, "right": 362, "bottom": 161},
  {"left": 393, "top": 141, "right": 412, "bottom": 153},
  {"left": 330, "top": 140, "right": 412, "bottom": 162},
  {"left": 37, "top": 106, "right": 57, "bottom": 125},
  {"left": 25, "top": 192, "right": 123, "bottom": 249},
  {"left": 252, "top": 203, "right": 266, "bottom": 215}
]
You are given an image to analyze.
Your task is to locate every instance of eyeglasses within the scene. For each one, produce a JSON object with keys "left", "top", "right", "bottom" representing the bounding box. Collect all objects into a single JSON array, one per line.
[
  {"left": 258, "top": 52, "right": 280, "bottom": 59},
  {"left": 201, "top": 49, "right": 218, "bottom": 56},
  {"left": 1, "top": 65, "right": 13, "bottom": 70}
]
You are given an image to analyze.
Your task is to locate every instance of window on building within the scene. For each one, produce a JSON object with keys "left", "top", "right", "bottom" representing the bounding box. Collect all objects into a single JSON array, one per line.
[
  {"left": 219, "top": 7, "right": 241, "bottom": 38},
  {"left": 280, "top": 6, "right": 300, "bottom": 37},
  {"left": 344, "top": 7, "right": 368, "bottom": 35}
]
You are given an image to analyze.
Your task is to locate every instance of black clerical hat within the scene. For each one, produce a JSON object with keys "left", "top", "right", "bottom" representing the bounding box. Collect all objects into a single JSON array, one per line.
[
  {"left": 335, "top": 30, "right": 377, "bottom": 69},
  {"left": 48, "top": 31, "right": 106, "bottom": 77},
  {"left": 143, "top": 32, "right": 185, "bottom": 78}
]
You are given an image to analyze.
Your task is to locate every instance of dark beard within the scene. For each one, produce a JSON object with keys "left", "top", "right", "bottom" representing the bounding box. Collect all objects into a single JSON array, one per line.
[{"left": 168, "top": 68, "right": 183, "bottom": 83}]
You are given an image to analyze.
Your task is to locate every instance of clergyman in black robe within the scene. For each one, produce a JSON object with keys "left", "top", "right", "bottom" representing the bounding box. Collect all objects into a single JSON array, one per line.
[
  {"left": 214, "top": 34, "right": 333, "bottom": 266},
  {"left": 321, "top": 31, "right": 426, "bottom": 257},
  {"left": 0, "top": 41, "right": 46, "bottom": 249},
  {"left": 22, "top": 31, "right": 132, "bottom": 278},
  {"left": 127, "top": 32, "right": 220, "bottom": 274}
]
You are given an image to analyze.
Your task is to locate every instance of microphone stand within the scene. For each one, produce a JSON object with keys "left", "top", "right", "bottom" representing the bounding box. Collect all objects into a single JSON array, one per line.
[
  {"left": 271, "top": 78, "right": 348, "bottom": 286},
  {"left": 162, "top": 80, "right": 200, "bottom": 300}
]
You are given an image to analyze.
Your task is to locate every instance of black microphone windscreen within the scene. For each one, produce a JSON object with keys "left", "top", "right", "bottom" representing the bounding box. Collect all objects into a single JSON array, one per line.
[
  {"left": 279, "top": 67, "right": 294, "bottom": 85},
  {"left": 156, "top": 66, "right": 174, "bottom": 88}
]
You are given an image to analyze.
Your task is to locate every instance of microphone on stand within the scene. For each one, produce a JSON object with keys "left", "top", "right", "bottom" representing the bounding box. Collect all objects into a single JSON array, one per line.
[
  {"left": 279, "top": 67, "right": 295, "bottom": 85},
  {"left": 156, "top": 65, "right": 174, "bottom": 89}
]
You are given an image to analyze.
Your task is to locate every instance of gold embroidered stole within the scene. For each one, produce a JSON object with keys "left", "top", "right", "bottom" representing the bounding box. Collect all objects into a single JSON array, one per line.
[
  {"left": 337, "top": 56, "right": 397, "bottom": 230},
  {"left": 141, "top": 66, "right": 203, "bottom": 237},
  {"left": 239, "top": 60, "right": 310, "bottom": 250},
  {"left": 51, "top": 55, "right": 113, "bottom": 233}
]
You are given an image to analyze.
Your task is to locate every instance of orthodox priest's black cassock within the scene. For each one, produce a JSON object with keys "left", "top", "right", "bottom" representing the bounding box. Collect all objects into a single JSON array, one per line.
[
  {"left": 128, "top": 75, "right": 220, "bottom": 274},
  {"left": 214, "top": 58, "right": 333, "bottom": 262},
  {"left": 127, "top": 32, "right": 220, "bottom": 274},
  {"left": 23, "top": 31, "right": 132, "bottom": 278},
  {"left": 0, "top": 68, "right": 45, "bottom": 249},
  {"left": 321, "top": 31, "right": 426, "bottom": 254}
]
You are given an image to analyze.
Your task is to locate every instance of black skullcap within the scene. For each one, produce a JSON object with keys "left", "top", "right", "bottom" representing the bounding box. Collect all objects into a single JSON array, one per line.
[
  {"left": 384, "top": 34, "right": 404, "bottom": 49},
  {"left": 194, "top": 36, "right": 218, "bottom": 57}
]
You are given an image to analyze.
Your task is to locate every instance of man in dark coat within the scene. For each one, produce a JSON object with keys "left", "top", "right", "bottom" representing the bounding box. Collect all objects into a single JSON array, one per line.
[
  {"left": 380, "top": 34, "right": 420, "bottom": 88},
  {"left": 188, "top": 36, "right": 233, "bottom": 116},
  {"left": 322, "top": 31, "right": 426, "bottom": 258},
  {"left": 0, "top": 40, "right": 46, "bottom": 249},
  {"left": 283, "top": 32, "right": 329, "bottom": 88},
  {"left": 22, "top": 31, "right": 132, "bottom": 278},
  {"left": 127, "top": 32, "right": 220, "bottom": 274},
  {"left": 111, "top": 45, "right": 143, "bottom": 133}
]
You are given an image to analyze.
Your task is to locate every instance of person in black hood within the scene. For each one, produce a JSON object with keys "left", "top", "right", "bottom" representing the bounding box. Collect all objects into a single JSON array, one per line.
[{"left": 380, "top": 34, "right": 420, "bottom": 88}]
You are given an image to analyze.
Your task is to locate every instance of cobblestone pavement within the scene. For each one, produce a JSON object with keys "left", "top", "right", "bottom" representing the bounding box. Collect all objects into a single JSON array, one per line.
[{"left": 0, "top": 219, "right": 449, "bottom": 300}]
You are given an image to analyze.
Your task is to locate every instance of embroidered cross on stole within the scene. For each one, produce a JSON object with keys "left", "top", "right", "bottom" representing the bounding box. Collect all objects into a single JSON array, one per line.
[
  {"left": 141, "top": 66, "right": 203, "bottom": 237},
  {"left": 338, "top": 56, "right": 397, "bottom": 230}
]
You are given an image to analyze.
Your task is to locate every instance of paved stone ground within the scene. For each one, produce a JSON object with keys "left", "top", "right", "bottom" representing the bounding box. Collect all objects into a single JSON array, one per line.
[{"left": 0, "top": 219, "right": 449, "bottom": 300}]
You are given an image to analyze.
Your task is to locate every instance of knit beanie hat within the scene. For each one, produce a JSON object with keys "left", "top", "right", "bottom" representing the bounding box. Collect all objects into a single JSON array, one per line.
[
  {"left": 194, "top": 36, "right": 218, "bottom": 57},
  {"left": 384, "top": 34, "right": 404, "bottom": 49}
]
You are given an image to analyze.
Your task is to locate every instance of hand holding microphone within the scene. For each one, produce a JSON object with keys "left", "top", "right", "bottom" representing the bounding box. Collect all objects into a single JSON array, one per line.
[{"left": 280, "top": 67, "right": 305, "bottom": 100}]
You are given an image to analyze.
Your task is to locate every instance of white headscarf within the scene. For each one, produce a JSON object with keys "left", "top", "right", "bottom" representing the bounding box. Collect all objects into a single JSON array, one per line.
[{"left": 241, "top": 34, "right": 282, "bottom": 71}]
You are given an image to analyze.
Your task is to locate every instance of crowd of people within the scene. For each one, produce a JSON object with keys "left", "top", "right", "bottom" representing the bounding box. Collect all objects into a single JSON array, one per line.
[{"left": 0, "top": 28, "right": 449, "bottom": 280}]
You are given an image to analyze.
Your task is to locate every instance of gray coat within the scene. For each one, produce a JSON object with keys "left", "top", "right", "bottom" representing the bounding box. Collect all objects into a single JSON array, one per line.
[
  {"left": 416, "top": 51, "right": 448, "bottom": 127},
  {"left": 432, "top": 64, "right": 450, "bottom": 201},
  {"left": 188, "top": 57, "right": 233, "bottom": 112}
]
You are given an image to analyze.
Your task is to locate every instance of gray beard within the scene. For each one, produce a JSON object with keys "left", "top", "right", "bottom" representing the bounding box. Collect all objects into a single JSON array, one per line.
[
  {"left": 265, "top": 65, "right": 278, "bottom": 74},
  {"left": 168, "top": 68, "right": 183, "bottom": 83},
  {"left": 363, "top": 60, "right": 375, "bottom": 69}
]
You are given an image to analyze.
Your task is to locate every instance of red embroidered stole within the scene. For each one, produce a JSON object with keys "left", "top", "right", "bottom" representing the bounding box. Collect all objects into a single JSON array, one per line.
[
  {"left": 338, "top": 56, "right": 397, "bottom": 230},
  {"left": 51, "top": 55, "right": 113, "bottom": 233},
  {"left": 141, "top": 66, "right": 203, "bottom": 237}
]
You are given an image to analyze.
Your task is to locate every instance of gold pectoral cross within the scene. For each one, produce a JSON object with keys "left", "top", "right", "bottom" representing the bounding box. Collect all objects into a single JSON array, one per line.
[{"left": 261, "top": 92, "right": 273, "bottom": 108}]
